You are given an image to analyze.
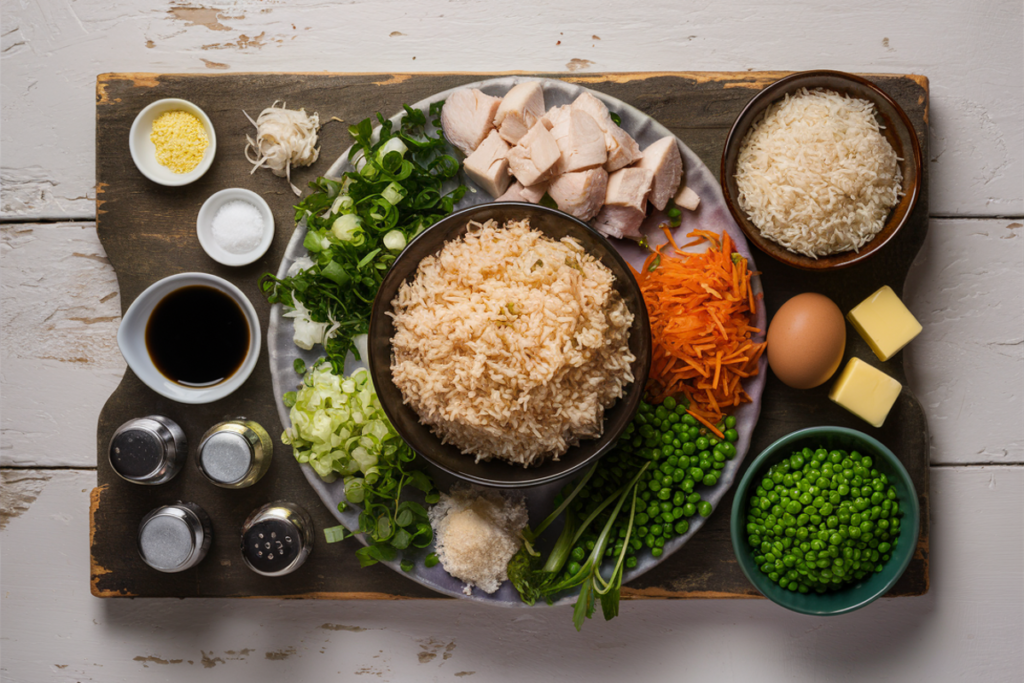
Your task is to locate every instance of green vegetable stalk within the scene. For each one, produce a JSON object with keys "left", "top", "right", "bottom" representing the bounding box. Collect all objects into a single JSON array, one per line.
[
  {"left": 261, "top": 101, "right": 466, "bottom": 373},
  {"left": 284, "top": 364, "right": 439, "bottom": 567},
  {"left": 510, "top": 398, "right": 744, "bottom": 630}
]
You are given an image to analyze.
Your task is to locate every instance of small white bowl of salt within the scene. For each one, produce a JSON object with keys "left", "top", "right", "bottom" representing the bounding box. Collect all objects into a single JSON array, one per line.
[{"left": 196, "top": 188, "right": 275, "bottom": 266}]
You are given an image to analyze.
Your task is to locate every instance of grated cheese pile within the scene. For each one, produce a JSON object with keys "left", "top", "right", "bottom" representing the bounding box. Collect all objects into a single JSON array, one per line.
[
  {"left": 735, "top": 87, "right": 902, "bottom": 258},
  {"left": 150, "top": 110, "right": 209, "bottom": 174},
  {"left": 428, "top": 485, "right": 528, "bottom": 595}
]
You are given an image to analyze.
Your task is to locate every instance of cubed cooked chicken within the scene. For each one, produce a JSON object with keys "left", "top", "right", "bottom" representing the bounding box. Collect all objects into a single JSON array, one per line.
[
  {"left": 464, "top": 130, "right": 512, "bottom": 198},
  {"left": 636, "top": 136, "right": 682, "bottom": 211},
  {"left": 605, "top": 167, "right": 654, "bottom": 212},
  {"left": 506, "top": 121, "right": 561, "bottom": 186},
  {"left": 520, "top": 181, "right": 548, "bottom": 204},
  {"left": 570, "top": 92, "right": 642, "bottom": 172},
  {"left": 440, "top": 88, "right": 502, "bottom": 157},
  {"left": 592, "top": 203, "right": 646, "bottom": 240},
  {"left": 541, "top": 104, "right": 572, "bottom": 130},
  {"left": 547, "top": 168, "right": 608, "bottom": 222},
  {"left": 673, "top": 184, "right": 700, "bottom": 211},
  {"left": 551, "top": 110, "right": 608, "bottom": 174},
  {"left": 496, "top": 180, "right": 548, "bottom": 204},
  {"left": 494, "top": 82, "right": 545, "bottom": 145}
]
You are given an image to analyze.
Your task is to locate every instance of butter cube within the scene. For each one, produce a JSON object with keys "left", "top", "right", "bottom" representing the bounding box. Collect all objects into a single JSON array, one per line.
[
  {"left": 829, "top": 358, "right": 902, "bottom": 428},
  {"left": 847, "top": 286, "right": 922, "bottom": 362}
]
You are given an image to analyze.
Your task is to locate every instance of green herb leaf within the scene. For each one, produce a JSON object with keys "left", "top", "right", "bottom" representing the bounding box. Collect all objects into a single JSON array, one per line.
[{"left": 293, "top": 358, "right": 306, "bottom": 375}]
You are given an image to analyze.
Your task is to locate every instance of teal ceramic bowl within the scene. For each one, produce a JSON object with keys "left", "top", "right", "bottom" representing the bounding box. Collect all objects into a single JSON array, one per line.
[{"left": 730, "top": 427, "right": 920, "bottom": 615}]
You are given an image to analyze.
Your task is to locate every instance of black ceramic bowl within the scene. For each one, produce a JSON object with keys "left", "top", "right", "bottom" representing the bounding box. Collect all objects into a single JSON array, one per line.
[
  {"left": 367, "top": 202, "right": 652, "bottom": 488},
  {"left": 721, "top": 70, "right": 922, "bottom": 271}
]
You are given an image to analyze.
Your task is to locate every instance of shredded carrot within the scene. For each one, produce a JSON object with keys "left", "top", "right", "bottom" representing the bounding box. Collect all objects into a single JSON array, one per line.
[{"left": 638, "top": 228, "right": 766, "bottom": 427}]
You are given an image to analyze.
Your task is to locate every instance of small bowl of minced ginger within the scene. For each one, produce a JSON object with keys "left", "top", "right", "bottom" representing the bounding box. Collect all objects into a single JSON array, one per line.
[{"left": 129, "top": 98, "right": 217, "bottom": 186}]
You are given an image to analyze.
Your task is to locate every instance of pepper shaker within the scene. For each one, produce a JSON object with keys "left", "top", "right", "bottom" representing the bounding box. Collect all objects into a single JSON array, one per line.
[
  {"left": 196, "top": 418, "right": 272, "bottom": 488},
  {"left": 108, "top": 415, "right": 187, "bottom": 485},
  {"left": 240, "top": 501, "right": 314, "bottom": 577},
  {"left": 137, "top": 502, "right": 212, "bottom": 573}
]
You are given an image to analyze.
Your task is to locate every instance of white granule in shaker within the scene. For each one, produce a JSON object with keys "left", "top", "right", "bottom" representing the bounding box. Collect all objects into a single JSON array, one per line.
[{"left": 212, "top": 199, "right": 265, "bottom": 254}]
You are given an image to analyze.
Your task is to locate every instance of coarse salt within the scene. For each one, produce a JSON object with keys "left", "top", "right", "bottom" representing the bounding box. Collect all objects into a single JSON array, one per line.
[{"left": 212, "top": 200, "right": 265, "bottom": 254}]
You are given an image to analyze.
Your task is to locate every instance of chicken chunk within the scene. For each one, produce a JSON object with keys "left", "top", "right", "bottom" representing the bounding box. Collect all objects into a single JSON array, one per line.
[
  {"left": 440, "top": 88, "right": 502, "bottom": 157},
  {"left": 496, "top": 181, "right": 547, "bottom": 204},
  {"left": 496, "top": 182, "right": 526, "bottom": 202},
  {"left": 673, "top": 184, "right": 700, "bottom": 211},
  {"left": 464, "top": 130, "right": 511, "bottom": 198},
  {"left": 551, "top": 110, "right": 608, "bottom": 174},
  {"left": 520, "top": 181, "right": 548, "bottom": 204},
  {"left": 592, "top": 203, "right": 646, "bottom": 241},
  {"left": 541, "top": 104, "right": 572, "bottom": 130},
  {"left": 570, "top": 92, "right": 642, "bottom": 172},
  {"left": 605, "top": 167, "right": 654, "bottom": 212},
  {"left": 636, "top": 136, "right": 682, "bottom": 211},
  {"left": 604, "top": 125, "right": 643, "bottom": 172},
  {"left": 493, "top": 82, "right": 545, "bottom": 145},
  {"left": 506, "top": 121, "right": 561, "bottom": 186},
  {"left": 547, "top": 168, "right": 608, "bottom": 222}
]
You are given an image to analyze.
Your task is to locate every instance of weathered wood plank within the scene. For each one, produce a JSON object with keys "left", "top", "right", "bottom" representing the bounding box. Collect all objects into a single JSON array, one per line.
[{"left": 92, "top": 72, "right": 929, "bottom": 599}]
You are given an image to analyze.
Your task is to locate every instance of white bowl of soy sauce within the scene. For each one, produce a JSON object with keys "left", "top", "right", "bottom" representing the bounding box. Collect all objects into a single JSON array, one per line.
[{"left": 117, "top": 273, "right": 261, "bottom": 404}]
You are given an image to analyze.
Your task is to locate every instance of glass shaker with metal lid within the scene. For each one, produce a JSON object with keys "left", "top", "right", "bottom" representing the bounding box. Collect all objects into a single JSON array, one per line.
[
  {"left": 108, "top": 415, "right": 187, "bottom": 485},
  {"left": 137, "top": 502, "right": 212, "bottom": 573},
  {"left": 240, "top": 501, "right": 314, "bottom": 577},
  {"left": 196, "top": 418, "right": 272, "bottom": 488}
]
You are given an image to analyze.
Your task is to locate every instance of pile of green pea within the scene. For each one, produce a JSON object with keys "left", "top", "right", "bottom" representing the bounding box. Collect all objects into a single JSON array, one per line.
[
  {"left": 745, "top": 447, "right": 902, "bottom": 593},
  {"left": 556, "top": 397, "right": 741, "bottom": 580}
]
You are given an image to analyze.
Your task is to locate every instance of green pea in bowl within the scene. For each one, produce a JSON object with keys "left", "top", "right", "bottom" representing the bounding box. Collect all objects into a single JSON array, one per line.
[{"left": 730, "top": 427, "right": 920, "bottom": 615}]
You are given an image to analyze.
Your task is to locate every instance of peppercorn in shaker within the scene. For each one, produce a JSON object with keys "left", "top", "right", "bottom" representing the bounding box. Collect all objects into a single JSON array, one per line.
[
  {"left": 108, "top": 415, "right": 187, "bottom": 485},
  {"left": 240, "top": 501, "right": 314, "bottom": 577}
]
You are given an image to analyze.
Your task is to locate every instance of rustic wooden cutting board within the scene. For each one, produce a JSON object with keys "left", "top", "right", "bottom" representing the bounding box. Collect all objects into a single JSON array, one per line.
[{"left": 92, "top": 71, "right": 930, "bottom": 600}]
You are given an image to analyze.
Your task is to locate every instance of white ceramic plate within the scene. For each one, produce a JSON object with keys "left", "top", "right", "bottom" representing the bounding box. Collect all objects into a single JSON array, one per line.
[{"left": 268, "top": 77, "right": 768, "bottom": 605}]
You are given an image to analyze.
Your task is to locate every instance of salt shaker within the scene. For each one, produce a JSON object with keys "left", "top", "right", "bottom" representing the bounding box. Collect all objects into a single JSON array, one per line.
[
  {"left": 137, "top": 502, "right": 212, "bottom": 573},
  {"left": 196, "top": 418, "right": 272, "bottom": 488},
  {"left": 240, "top": 501, "right": 314, "bottom": 577},
  {"left": 108, "top": 415, "right": 187, "bottom": 485}
]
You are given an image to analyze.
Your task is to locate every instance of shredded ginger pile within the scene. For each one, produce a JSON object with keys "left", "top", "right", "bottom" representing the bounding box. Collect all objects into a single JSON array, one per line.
[
  {"left": 245, "top": 101, "right": 321, "bottom": 196},
  {"left": 428, "top": 485, "right": 527, "bottom": 595},
  {"left": 735, "top": 87, "right": 902, "bottom": 258}
]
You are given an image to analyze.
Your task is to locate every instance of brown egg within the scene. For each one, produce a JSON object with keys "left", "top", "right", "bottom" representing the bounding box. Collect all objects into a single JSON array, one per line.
[{"left": 767, "top": 293, "right": 846, "bottom": 389}]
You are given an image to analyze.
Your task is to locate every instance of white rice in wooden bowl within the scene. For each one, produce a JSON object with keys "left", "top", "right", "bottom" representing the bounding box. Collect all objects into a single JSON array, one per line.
[
  {"left": 735, "top": 87, "right": 902, "bottom": 258},
  {"left": 389, "top": 218, "right": 635, "bottom": 467}
]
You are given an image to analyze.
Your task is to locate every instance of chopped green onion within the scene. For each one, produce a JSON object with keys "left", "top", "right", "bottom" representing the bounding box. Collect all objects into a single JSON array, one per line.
[
  {"left": 331, "top": 214, "right": 364, "bottom": 242},
  {"left": 302, "top": 230, "right": 324, "bottom": 253},
  {"left": 383, "top": 230, "right": 407, "bottom": 252},
  {"left": 382, "top": 182, "right": 407, "bottom": 206},
  {"left": 321, "top": 260, "right": 352, "bottom": 287},
  {"left": 324, "top": 525, "right": 348, "bottom": 544}
]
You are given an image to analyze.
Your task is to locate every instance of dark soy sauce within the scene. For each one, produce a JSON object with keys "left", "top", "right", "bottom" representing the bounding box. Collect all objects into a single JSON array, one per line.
[{"left": 145, "top": 285, "right": 250, "bottom": 387}]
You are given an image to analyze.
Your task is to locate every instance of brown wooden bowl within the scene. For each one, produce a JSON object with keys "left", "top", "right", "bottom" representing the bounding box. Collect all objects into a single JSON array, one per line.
[{"left": 720, "top": 70, "right": 922, "bottom": 271}]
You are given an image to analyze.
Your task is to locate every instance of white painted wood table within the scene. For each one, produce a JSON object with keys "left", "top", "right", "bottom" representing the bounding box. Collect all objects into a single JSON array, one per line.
[{"left": 2, "top": 1, "right": 1022, "bottom": 681}]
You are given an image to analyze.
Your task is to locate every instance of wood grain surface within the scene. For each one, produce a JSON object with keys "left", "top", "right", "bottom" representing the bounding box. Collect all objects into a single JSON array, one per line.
[{"left": 91, "top": 71, "right": 930, "bottom": 600}]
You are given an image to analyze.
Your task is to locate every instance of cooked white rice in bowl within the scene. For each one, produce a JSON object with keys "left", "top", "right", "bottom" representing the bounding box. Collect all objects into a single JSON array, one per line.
[{"left": 389, "top": 218, "right": 636, "bottom": 467}]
